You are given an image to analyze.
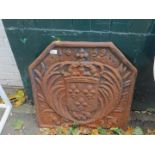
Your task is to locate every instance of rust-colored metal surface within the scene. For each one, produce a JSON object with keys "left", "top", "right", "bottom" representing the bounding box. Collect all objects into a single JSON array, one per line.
[{"left": 29, "top": 41, "right": 137, "bottom": 130}]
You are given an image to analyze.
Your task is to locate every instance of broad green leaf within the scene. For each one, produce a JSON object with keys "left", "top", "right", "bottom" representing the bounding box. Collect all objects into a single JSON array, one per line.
[
  {"left": 72, "top": 122, "right": 78, "bottom": 129},
  {"left": 97, "top": 127, "right": 107, "bottom": 135},
  {"left": 110, "top": 127, "right": 122, "bottom": 135},
  {"left": 68, "top": 127, "right": 79, "bottom": 135},
  {"left": 132, "top": 126, "right": 144, "bottom": 135},
  {"left": 12, "top": 119, "right": 24, "bottom": 130},
  {"left": 71, "top": 128, "right": 79, "bottom": 135}
]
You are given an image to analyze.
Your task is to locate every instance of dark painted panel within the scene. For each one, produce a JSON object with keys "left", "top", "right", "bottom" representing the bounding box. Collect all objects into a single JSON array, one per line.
[
  {"left": 110, "top": 19, "right": 129, "bottom": 32},
  {"left": 3, "top": 19, "right": 24, "bottom": 28},
  {"left": 128, "top": 19, "right": 153, "bottom": 33},
  {"left": 72, "top": 19, "right": 91, "bottom": 30},
  {"left": 53, "top": 19, "right": 73, "bottom": 29},
  {"left": 91, "top": 19, "right": 111, "bottom": 31},
  {"left": 33, "top": 19, "right": 55, "bottom": 28}
]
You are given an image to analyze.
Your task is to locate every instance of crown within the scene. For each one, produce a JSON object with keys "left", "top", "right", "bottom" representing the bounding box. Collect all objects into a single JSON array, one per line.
[{"left": 61, "top": 62, "right": 102, "bottom": 83}]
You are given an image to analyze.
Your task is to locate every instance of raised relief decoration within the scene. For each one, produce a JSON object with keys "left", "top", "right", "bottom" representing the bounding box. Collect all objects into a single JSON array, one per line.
[{"left": 29, "top": 42, "right": 137, "bottom": 130}]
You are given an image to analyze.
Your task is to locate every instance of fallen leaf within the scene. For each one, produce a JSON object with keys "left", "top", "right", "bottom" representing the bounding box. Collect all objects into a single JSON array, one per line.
[
  {"left": 97, "top": 127, "right": 107, "bottom": 135},
  {"left": 67, "top": 123, "right": 79, "bottom": 135},
  {"left": 0, "top": 89, "right": 26, "bottom": 107},
  {"left": 61, "top": 127, "right": 68, "bottom": 135},
  {"left": 106, "top": 130, "right": 113, "bottom": 135},
  {"left": 40, "top": 128, "right": 51, "bottom": 135},
  {"left": 79, "top": 127, "right": 91, "bottom": 135},
  {"left": 68, "top": 127, "right": 79, "bottom": 135},
  {"left": 110, "top": 127, "right": 122, "bottom": 135},
  {"left": 50, "top": 128, "right": 57, "bottom": 135},
  {"left": 141, "top": 111, "right": 147, "bottom": 114},
  {"left": 134, "top": 111, "right": 141, "bottom": 114},
  {"left": 12, "top": 119, "right": 24, "bottom": 130},
  {"left": 124, "top": 127, "right": 134, "bottom": 135},
  {"left": 11, "top": 89, "right": 26, "bottom": 107},
  {"left": 56, "top": 126, "right": 63, "bottom": 135},
  {"left": 132, "top": 126, "right": 144, "bottom": 135},
  {"left": 55, "top": 126, "right": 71, "bottom": 135},
  {"left": 146, "top": 129, "right": 155, "bottom": 135},
  {"left": 91, "top": 129, "right": 99, "bottom": 135}
]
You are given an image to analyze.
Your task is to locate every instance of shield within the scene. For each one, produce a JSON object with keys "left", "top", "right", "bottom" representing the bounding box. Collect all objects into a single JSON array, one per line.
[{"left": 66, "top": 81, "right": 99, "bottom": 121}]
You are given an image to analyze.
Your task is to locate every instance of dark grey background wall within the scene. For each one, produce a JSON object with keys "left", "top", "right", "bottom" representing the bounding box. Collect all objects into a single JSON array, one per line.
[{"left": 2, "top": 19, "right": 155, "bottom": 110}]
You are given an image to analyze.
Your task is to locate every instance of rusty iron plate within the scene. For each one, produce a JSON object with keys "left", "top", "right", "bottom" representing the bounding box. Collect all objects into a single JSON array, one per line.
[{"left": 29, "top": 41, "right": 137, "bottom": 130}]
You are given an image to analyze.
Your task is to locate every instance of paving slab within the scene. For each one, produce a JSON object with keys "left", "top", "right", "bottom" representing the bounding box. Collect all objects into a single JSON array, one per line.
[{"left": 1, "top": 103, "right": 40, "bottom": 135}]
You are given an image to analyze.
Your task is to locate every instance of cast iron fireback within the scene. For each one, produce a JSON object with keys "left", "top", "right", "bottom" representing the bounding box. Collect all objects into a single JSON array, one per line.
[{"left": 29, "top": 41, "right": 137, "bottom": 130}]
